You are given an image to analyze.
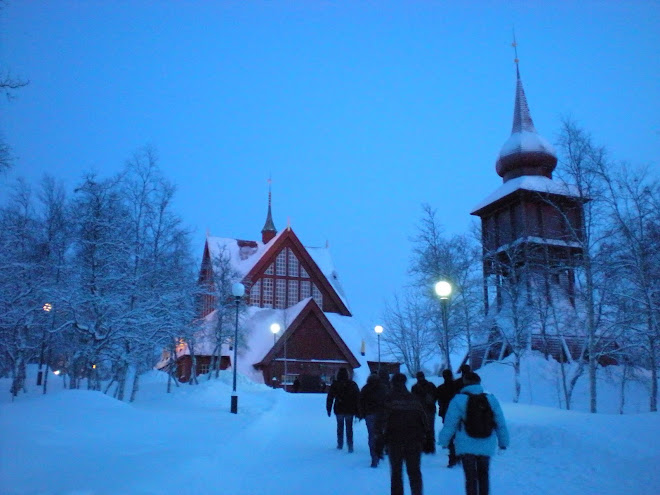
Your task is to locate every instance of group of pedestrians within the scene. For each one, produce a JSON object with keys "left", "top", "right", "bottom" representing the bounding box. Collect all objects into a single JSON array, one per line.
[{"left": 325, "top": 365, "right": 509, "bottom": 495}]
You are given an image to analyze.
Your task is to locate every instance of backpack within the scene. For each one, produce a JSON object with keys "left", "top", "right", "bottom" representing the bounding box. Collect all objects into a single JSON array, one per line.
[{"left": 461, "top": 392, "right": 495, "bottom": 438}]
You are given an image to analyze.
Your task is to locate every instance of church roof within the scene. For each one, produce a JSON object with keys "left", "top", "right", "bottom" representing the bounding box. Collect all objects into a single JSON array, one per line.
[
  {"left": 205, "top": 228, "right": 350, "bottom": 313},
  {"left": 187, "top": 298, "right": 386, "bottom": 386},
  {"left": 471, "top": 175, "right": 580, "bottom": 216}
]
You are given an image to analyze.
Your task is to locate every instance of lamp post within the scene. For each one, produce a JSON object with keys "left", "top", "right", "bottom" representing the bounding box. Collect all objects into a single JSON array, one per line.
[
  {"left": 230, "top": 282, "right": 245, "bottom": 414},
  {"left": 270, "top": 322, "right": 281, "bottom": 388},
  {"left": 434, "top": 280, "right": 452, "bottom": 371},
  {"left": 374, "top": 325, "right": 384, "bottom": 373},
  {"left": 37, "top": 303, "right": 52, "bottom": 386}
]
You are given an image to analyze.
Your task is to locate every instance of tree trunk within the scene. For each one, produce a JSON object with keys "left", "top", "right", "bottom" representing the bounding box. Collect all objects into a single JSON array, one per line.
[
  {"left": 129, "top": 371, "right": 140, "bottom": 402},
  {"left": 513, "top": 354, "right": 521, "bottom": 403}
]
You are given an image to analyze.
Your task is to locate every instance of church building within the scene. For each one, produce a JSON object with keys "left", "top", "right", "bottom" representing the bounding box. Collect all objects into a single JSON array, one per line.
[{"left": 166, "top": 186, "right": 396, "bottom": 390}]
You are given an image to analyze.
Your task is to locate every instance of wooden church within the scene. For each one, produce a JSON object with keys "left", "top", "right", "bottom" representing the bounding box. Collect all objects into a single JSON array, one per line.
[
  {"left": 168, "top": 187, "right": 394, "bottom": 390},
  {"left": 468, "top": 58, "right": 595, "bottom": 368}
]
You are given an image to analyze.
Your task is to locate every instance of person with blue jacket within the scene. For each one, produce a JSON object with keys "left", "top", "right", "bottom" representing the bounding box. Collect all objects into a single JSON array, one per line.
[{"left": 437, "top": 371, "right": 509, "bottom": 495}]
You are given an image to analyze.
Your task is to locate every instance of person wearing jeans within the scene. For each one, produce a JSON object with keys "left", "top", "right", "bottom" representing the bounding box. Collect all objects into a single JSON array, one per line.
[
  {"left": 326, "top": 367, "right": 360, "bottom": 452},
  {"left": 437, "top": 372, "right": 509, "bottom": 495}
]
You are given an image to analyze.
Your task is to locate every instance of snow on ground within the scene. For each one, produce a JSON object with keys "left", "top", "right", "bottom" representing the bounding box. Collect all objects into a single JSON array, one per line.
[{"left": 1, "top": 363, "right": 659, "bottom": 495}]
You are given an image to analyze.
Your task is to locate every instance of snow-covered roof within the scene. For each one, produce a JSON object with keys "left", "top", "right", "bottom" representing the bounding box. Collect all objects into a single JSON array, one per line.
[
  {"left": 306, "top": 245, "right": 350, "bottom": 311},
  {"left": 499, "top": 130, "right": 556, "bottom": 159},
  {"left": 494, "top": 235, "right": 583, "bottom": 254},
  {"left": 206, "top": 230, "right": 284, "bottom": 279},
  {"left": 206, "top": 230, "right": 350, "bottom": 312},
  {"left": 471, "top": 175, "right": 580, "bottom": 215}
]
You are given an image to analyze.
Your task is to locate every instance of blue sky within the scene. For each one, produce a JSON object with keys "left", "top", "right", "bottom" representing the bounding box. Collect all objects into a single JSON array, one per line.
[{"left": 1, "top": 1, "right": 658, "bottom": 325}]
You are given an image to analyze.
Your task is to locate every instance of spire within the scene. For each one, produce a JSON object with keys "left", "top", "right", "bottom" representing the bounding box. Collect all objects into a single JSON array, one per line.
[
  {"left": 510, "top": 32, "right": 536, "bottom": 134},
  {"left": 495, "top": 36, "right": 557, "bottom": 182},
  {"left": 261, "top": 178, "right": 277, "bottom": 244}
]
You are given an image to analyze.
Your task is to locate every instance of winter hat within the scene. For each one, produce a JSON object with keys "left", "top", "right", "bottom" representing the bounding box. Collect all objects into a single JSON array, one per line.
[
  {"left": 391, "top": 372, "right": 407, "bottom": 387},
  {"left": 416, "top": 371, "right": 425, "bottom": 380},
  {"left": 463, "top": 371, "right": 481, "bottom": 385}
]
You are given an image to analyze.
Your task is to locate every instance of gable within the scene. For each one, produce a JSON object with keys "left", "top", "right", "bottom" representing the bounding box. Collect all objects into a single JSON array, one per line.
[
  {"left": 243, "top": 228, "right": 351, "bottom": 316},
  {"left": 254, "top": 298, "right": 359, "bottom": 369}
]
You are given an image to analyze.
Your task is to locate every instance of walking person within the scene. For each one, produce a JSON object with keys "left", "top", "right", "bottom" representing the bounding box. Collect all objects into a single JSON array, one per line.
[
  {"left": 437, "top": 371, "right": 509, "bottom": 495},
  {"left": 436, "top": 369, "right": 459, "bottom": 467},
  {"left": 326, "top": 367, "right": 360, "bottom": 452},
  {"left": 359, "top": 373, "right": 389, "bottom": 467},
  {"left": 383, "top": 373, "right": 429, "bottom": 495},
  {"left": 411, "top": 371, "right": 438, "bottom": 454}
]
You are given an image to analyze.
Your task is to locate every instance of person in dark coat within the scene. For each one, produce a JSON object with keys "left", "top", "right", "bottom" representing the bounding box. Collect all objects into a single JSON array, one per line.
[
  {"left": 411, "top": 371, "right": 438, "bottom": 454},
  {"left": 438, "top": 372, "right": 509, "bottom": 495},
  {"left": 436, "top": 369, "right": 459, "bottom": 467},
  {"left": 326, "top": 367, "right": 360, "bottom": 452},
  {"left": 359, "top": 373, "right": 389, "bottom": 467},
  {"left": 382, "top": 373, "right": 429, "bottom": 495},
  {"left": 453, "top": 364, "right": 471, "bottom": 392}
]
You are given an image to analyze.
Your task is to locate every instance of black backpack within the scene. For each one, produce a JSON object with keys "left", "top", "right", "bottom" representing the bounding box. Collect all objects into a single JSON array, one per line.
[{"left": 462, "top": 392, "right": 496, "bottom": 438}]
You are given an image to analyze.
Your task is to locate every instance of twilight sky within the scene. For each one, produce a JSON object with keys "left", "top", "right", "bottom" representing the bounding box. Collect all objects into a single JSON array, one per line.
[{"left": 1, "top": 1, "right": 658, "bottom": 326}]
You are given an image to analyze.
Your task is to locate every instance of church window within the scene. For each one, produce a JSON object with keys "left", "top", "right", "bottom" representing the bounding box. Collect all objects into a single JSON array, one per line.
[
  {"left": 287, "top": 248, "right": 299, "bottom": 277},
  {"left": 275, "top": 279, "right": 286, "bottom": 309},
  {"left": 312, "top": 284, "right": 323, "bottom": 308},
  {"left": 262, "top": 278, "right": 273, "bottom": 308},
  {"left": 276, "top": 251, "right": 286, "bottom": 276},
  {"left": 250, "top": 280, "right": 261, "bottom": 306},
  {"left": 288, "top": 279, "right": 299, "bottom": 304},
  {"left": 265, "top": 263, "right": 274, "bottom": 275},
  {"left": 301, "top": 280, "right": 311, "bottom": 299},
  {"left": 300, "top": 265, "right": 309, "bottom": 278}
]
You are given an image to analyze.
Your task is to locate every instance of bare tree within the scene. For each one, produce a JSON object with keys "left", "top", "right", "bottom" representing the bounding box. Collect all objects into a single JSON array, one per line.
[
  {"left": 381, "top": 291, "right": 437, "bottom": 374},
  {"left": 408, "top": 204, "right": 483, "bottom": 371},
  {"left": 554, "top": 118, "right": 614, "bottom": 412},
  {"left": 599, "top": 164, "right": 660, "bottom": 411}
]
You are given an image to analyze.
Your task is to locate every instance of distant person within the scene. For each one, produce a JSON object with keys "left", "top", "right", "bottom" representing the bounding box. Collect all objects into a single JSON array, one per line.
[
  {"left": 359, "top": 373, "right": 389, "bottom": 467},
  {"left": 326, "top": 367, "right": 360, "bottom": 452},
  {"left": 411, "top": 371, "right": 438, "bottom": 454},
  {"left": 383, "top": 373, "right": 429, "bottom": 495},
  {"left": 437, "top": 372, "right": 509, "bottom": 495},
  {"left": 292, "top": 377, "right": 301, "bottom": 393},
  {"left": 436, "top": 369, "right": 459, "bottom": 467},
  {"left": 454, "top": 364, "right": 471, "bottom": 392}
]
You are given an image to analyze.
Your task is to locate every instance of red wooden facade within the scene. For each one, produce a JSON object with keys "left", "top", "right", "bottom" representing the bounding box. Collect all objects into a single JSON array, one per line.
[
  {"left": 175, "top": 193, "right": 363, "bottom": 389},
  {"left": 254, "top": 298, "right": 360, "bottom": 392}
]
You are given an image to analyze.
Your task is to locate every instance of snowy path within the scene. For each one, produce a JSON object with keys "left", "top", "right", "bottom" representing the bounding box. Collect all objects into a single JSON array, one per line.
[{"left": 2, "top": 372, "right": 660, "bottom": 495}]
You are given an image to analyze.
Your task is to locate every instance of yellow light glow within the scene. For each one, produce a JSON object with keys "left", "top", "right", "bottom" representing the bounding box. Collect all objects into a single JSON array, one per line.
[
  {"left": 43, "top": 303, "right": 52, "bottom": 312},
  {"left": 53, "top": 370, "right": 61, "bottom": 375}
]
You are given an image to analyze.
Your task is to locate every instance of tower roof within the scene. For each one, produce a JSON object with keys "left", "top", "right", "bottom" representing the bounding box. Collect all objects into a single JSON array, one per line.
[
  {"left": 261, "top": 180, "right": 277, "bottom": 242},
  {"left": 496, "top": 60, "right": 557, "bottom": 182}
]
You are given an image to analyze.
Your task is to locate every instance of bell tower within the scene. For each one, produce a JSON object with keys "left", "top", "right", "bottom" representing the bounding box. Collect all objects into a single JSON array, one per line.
[{"left": 471, "top": 44, "right": 585, "bottom": 313}]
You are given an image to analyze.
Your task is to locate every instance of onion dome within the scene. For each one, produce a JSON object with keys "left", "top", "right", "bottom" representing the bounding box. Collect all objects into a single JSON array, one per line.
[{"left": 496, "top": 66, "right": 557, "bottom": 182}]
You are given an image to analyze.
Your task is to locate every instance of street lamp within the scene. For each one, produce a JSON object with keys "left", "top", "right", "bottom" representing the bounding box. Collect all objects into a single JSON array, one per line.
[
  {"left": 270, "top": 322, "right": 280, "bottom": 346},
  {"left": 434, "top": 280, "right": 452, "bottom": 371},
  {"left": 37, "top": 303, "right": 53, "bottom": 386},
  {"left": 270, "top": 322, "right": 281, "bottom": 389},
  {"left": 374, "top": 325, "right": 384, "bottom": 373},
  {"left": 230, "top": 282, "right": 245, "bottom": 414}
]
